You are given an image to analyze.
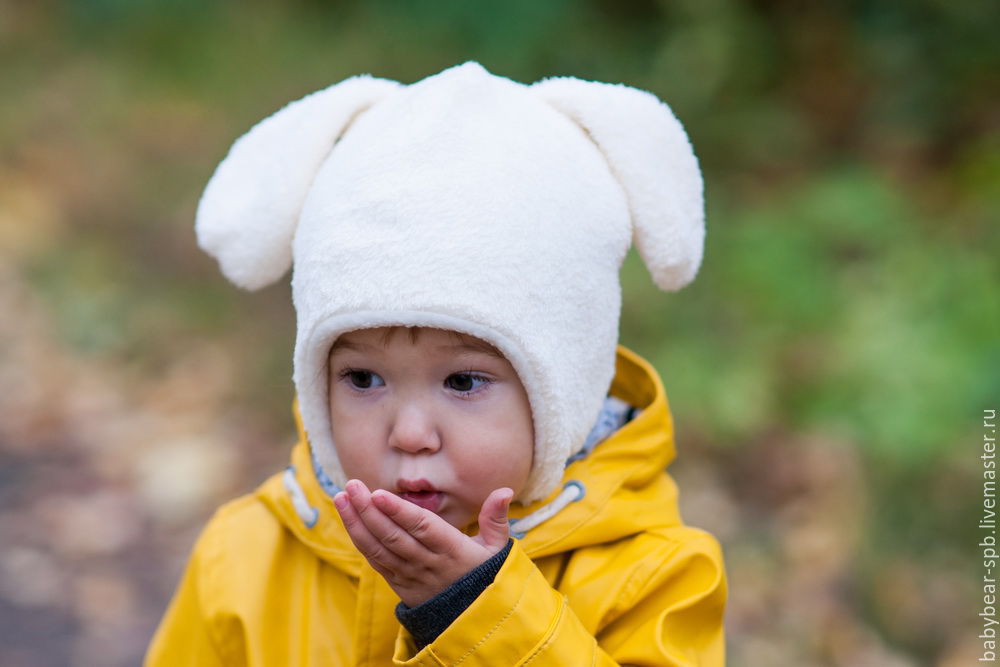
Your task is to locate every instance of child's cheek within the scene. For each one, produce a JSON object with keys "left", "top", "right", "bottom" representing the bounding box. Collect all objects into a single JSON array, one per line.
[
  {"left": 330, "top": 405, "right": 382, "bottom": 483},
  {"left": 461, "top": 446, "right": 530, "bottom": 495}
]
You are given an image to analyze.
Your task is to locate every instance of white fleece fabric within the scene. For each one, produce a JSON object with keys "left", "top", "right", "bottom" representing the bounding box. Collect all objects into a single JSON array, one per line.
[{"left": 195, "top": 62, "right": 705, "bottom": 504}]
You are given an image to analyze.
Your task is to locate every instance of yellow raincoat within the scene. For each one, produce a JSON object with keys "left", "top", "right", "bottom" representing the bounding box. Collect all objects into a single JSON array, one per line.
[{"left": 146, "top": 345, "right": 727, "bottom": 665}]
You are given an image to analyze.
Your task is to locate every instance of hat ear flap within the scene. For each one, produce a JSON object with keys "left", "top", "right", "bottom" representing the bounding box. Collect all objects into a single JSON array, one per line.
[
  {"left": 530, "top": 77, "right": 705, "bottom": 291},
  {"left": 196, "top": 75, "right": 400, "bottom": 290}
]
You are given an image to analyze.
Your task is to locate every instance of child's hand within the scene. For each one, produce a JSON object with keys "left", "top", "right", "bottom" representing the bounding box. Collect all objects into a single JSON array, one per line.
[{"left": 333, "top": 480, "right": 513, "bottom": 607}]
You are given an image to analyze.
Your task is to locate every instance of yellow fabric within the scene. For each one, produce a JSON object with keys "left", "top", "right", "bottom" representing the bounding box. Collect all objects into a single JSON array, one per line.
[{"left": 145, "top": 345, "right": 727, "bottom": 666}]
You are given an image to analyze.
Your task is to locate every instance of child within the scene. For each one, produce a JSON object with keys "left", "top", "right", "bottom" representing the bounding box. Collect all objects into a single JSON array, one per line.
[{"left": 146, "top": 62, "right": 727, "bottom": 666}]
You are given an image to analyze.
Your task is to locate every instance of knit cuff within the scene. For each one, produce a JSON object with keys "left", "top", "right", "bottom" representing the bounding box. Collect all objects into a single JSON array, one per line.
[{"left": 395, "top": 538, "right": 513, "bottom": 650}]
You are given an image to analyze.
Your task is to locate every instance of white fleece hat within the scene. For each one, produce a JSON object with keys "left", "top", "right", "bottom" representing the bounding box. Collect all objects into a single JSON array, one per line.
[{"left": 195, "top": 62, "right": 704, "bottom": 503}]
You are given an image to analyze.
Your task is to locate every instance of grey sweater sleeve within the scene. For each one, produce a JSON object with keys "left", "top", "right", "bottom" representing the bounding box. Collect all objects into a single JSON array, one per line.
[{"left": 394, "top": 538, "right": 514, "bottom": 650}]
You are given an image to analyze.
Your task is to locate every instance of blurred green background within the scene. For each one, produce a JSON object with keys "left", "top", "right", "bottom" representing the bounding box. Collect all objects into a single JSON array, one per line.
[{"left": 1, "top": 1, "right": 996, "bottom": 665}]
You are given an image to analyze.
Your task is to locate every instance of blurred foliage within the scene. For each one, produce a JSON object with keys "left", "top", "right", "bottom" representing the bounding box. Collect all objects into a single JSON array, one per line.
[{"left": 1, "top": 1, "right": 997, "bottom": 665}]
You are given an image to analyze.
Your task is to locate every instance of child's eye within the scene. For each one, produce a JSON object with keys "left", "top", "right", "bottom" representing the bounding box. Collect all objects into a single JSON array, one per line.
[
  {"left": 445, "top": 373, "right": 492, "bottom": 394},
  {"left": 340, "top": 369, "right": 385, "bottom": 390}
]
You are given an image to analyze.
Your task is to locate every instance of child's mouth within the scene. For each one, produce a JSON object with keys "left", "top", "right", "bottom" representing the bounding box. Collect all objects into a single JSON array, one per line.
[{"left": 399, "top": 491, "right": 444, "bottom": 513}]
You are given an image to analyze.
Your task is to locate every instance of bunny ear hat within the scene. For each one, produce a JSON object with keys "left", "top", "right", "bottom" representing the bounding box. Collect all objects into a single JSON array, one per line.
[{"left": 196, "top": 62, "right": 705, "bottom": 504}]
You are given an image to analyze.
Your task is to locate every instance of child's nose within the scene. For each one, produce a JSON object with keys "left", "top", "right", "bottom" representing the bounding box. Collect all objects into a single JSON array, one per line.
[{"left": 388, "top": 402, "right": 442, "bottom": 454}]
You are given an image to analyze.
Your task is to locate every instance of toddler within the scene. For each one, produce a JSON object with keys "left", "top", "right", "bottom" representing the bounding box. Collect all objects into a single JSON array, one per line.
[{"left": 146, "top": 62, "right": 727, "bottom": 666}]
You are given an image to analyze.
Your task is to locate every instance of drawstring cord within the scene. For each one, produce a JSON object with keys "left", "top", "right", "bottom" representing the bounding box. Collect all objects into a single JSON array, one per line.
[
  {"left": 283, "top": 466, "right": 318, "bottom": 528},
  {"left": 508, "top": 480, "right": 585, "bottom": 539},
  {"left": 284, "top": 449, "right": 342, "bottom": 529}
]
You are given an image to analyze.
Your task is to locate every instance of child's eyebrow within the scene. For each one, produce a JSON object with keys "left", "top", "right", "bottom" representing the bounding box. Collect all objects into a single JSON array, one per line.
[
  {"left": 329, "top": 339, "right": 369, "bottom": 354},
  {"left": 328, "top": 338, "right": 506, "bottom": 361},
  {"left": 436, "top": 342, "right": 507, "bottom": 361}
]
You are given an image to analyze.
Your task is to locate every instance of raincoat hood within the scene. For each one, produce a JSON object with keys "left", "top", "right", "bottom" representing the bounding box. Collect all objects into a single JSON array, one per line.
[{"left": 257, "top": 345, "right": 682, "bottom": 571}]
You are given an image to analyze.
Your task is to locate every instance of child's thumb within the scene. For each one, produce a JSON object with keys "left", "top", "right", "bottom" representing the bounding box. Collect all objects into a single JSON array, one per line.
[{"left": 477, "top": 488, "right": 513, "bottom": 550}]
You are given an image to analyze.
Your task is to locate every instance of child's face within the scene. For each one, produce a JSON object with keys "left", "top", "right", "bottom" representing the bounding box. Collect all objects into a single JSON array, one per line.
[{"left": 327, "top": 326, "right": 534, "bottom": 530}]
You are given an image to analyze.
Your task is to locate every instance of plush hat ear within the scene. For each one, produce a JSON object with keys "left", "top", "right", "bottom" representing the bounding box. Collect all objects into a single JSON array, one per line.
[
  {"left": 196, "top": 75, "right": 401, "bottom": 290},
  {"left": 530, "top": 76, "right": 704, "bottom": 291}
]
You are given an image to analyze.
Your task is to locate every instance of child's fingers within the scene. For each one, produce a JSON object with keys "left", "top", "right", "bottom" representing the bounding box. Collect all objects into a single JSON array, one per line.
[
  {"left": 475, "top": 488, "right": 513, "bottom": 551},
  {"left": 334, "top": 489, "right": 408, "bottom": 571},
  {"left": 370, "top": 489, "right": 461, "bottom": 555},
  {"left": 344, "top": 481, "right": 431, "bottom": 561}
]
